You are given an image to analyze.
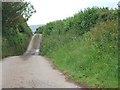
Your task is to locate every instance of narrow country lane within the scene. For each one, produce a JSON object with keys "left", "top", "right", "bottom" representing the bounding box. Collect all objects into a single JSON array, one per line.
[{"left": 2, "top": 34, "right": 80, "bottom": 88}]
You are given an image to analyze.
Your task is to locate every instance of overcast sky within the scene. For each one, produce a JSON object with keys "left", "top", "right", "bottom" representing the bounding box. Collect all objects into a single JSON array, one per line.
[{"left": 26, "top": 0, "right": 119, "bottom": 25}]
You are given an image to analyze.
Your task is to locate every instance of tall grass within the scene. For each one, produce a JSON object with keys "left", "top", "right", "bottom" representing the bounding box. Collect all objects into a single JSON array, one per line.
[
  {"left": 36, "top": 7, "right": 118, "bottom": 88},
  {"left": 40, "top": 20, "right": 118, "bottom": 88}
]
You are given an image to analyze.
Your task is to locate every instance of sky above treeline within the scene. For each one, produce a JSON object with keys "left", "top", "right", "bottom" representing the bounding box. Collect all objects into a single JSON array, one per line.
[{"left": 26, "top": 0, "right": 119, "bottom": 25}]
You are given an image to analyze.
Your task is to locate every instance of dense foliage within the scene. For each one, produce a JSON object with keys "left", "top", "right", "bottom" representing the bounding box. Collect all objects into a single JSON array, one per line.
[
  {"left": 2, "top": 1, "right": 36, "bottom": 58},
  {"left": 2, "top": 1, "right": 36, "bottom": 27},
  {"left": 36, "top": 7, "right": 117, "bottom": 36},
  {"left": 35, "top": 7, "right": 118, "bottom": 88}
]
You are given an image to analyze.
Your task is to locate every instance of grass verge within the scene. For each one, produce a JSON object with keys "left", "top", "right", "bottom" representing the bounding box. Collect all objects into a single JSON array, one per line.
[{"left": 40, "top": 20, "right": 118, "bottom": 88}]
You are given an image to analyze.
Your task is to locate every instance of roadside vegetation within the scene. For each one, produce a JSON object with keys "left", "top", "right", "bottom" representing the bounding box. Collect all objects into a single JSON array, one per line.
[
  {"left": 2, "top": 1, "right": 36, "bottom": 58},
  {"left": 35, "top": 7, "right": 118, "bottom": 88}
]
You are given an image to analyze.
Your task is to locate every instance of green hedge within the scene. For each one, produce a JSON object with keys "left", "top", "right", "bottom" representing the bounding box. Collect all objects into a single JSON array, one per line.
[{"left": 2, "top": 17, "right": 32, "bottom": 58}]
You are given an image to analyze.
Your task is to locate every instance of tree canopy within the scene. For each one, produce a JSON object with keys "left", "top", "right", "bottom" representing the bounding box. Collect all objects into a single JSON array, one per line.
[{"left": 2, "top": 0, "right": 36, "bottom": 27}]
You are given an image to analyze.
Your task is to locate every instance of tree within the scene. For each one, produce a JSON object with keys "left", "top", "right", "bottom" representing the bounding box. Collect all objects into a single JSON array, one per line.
[{"left": 2, "top": 0, "right": 36, "bottom": 27}]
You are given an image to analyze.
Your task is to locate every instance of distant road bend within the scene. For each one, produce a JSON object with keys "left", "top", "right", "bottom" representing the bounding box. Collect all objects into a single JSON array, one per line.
[{"left": 2, "top": 34, "right": 79, "bottom": 88}]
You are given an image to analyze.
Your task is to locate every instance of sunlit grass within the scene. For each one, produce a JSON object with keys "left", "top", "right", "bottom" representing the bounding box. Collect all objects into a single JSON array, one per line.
[{"left": 40, "top": 20, "right": 118, "bottom": 88}]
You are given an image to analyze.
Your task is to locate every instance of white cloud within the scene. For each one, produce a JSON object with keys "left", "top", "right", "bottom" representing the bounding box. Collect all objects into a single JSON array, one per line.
[{"left": 26, "top": 0, "right": 119, "bottom": 25}]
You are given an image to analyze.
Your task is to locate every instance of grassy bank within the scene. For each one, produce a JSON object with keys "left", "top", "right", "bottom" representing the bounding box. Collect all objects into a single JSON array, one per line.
[
  {"left": 36, "top": 7, "right": 118, "bottom": 88},
  {"left": 2, "top": 17, "right": 32, "bottom": 58}
]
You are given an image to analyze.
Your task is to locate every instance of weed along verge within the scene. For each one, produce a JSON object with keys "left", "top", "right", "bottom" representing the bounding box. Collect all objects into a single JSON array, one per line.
[{"left": 36, "top": 7, "right": 118, "bottom": 88}]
